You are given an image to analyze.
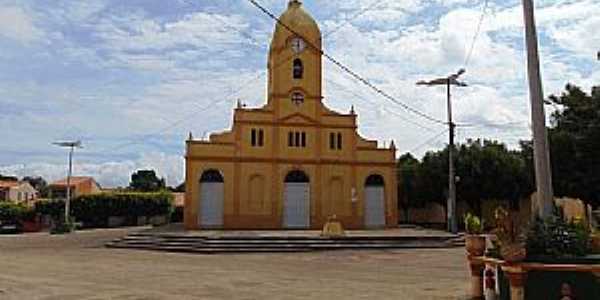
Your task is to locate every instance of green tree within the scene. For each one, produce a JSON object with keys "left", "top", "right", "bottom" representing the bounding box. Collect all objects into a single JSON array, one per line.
[
  {"left": 546, "top": 84, "right": 600, "bottom": 207},
  {"left": 397, "top": 153, "right": 419, "bottom": 222},
  {"left": 129, "top": 170, "right": 166, "bottom": 192},
  {"left": 22, "top": 176, "right": 49, "bottom": 198}
]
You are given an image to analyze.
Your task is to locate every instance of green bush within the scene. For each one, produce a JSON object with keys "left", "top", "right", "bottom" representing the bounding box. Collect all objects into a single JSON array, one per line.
[
  {"left": 35, "top": 192, "right": 174, "bottom": 228},
  {"left": 0, "top": 202, "right": 28, "bottom": 223},
  {"left": 526, "top": 208, "right": 591, "bottom": 258}
]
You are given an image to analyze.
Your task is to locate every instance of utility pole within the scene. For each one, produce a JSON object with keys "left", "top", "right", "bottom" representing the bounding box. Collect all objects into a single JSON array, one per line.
[
  {"left": 53, "top": 141, "right": 83, "bottom": 224},
  {"left": 522, "top": 0, "right": 553, "bottom": 218},
  {"left": 417, "top": 69, "right": 467, "bottom": 234}
]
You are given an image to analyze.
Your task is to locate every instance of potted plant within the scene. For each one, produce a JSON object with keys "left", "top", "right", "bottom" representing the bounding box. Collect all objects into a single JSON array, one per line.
[
  {"left": 464, "top": 213, "right": 486, "bottom": 256},
  {"left": 494, "top": 207, "right": 526, "bottom": 262}
]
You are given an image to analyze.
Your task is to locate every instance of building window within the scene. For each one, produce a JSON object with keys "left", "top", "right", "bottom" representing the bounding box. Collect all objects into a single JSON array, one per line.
[
  {"left": 329, "top": 132, "right": 335, "bottom": 149},
  {"left": 293, "top": 59, "right": 303, "bottom": 79},
  {"left": 291, "top": 92, "right": 304, "bottom": 106},
  {"left": 288, "top": 131, "right": 307, "bottom": 148},
  {"left": 251, "top": 129, "right": 265, "bottom": 147},
  {"left": 329, "top": 132, "right": 343, "bottom": 150}
]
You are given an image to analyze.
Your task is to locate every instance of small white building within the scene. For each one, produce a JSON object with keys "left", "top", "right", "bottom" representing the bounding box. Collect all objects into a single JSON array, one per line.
[{"left": 0, "top": 180, "right": 39, "bottom": 206}]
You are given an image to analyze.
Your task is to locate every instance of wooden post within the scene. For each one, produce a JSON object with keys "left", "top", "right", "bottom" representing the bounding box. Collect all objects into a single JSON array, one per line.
[
  {"left": 468, "top": 258, "right": 485, "bottom": 299},
  {"left": 502, "top": 266, "right": 527, "bottom": 300}
]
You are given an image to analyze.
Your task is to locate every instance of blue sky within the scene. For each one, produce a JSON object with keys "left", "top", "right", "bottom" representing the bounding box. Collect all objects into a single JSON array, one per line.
[{"left": 0, "top": 0, "right": 599, "bottom": 187}]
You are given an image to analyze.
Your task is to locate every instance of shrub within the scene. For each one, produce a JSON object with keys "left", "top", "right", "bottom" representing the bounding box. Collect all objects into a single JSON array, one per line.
[
  {"left": 0, "top": 202, "right": 28, "bottom": 223},
  {"left": 526, "top": 209, "right": 591, "bottom": 258},
  {"left": 35, "top": 192, "right": 174, "bottom": 228}
]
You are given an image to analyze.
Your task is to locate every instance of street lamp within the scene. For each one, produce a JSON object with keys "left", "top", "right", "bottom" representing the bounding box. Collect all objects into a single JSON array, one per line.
[
  {"left": 417, "top": 69, "right": 468, "bottom": 234},
  {"left": 52, "top": 140, "right": 82, "bottom": 225}
]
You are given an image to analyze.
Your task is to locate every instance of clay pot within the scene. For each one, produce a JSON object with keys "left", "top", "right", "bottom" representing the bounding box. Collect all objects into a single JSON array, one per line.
[
  {"left": 465, "top": 234, "right": 486, "bottom": 256},
  {"left": 590, "top": 234, "right": 600, "bottom": 254},
  {"left": 500, "top": 243, "right": 527, "bottom": 263}
]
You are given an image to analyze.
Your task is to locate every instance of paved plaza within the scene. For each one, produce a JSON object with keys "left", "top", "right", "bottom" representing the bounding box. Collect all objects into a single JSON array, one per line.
[{"left": 0, "top": 228, "right": 470, "bottom": 300}]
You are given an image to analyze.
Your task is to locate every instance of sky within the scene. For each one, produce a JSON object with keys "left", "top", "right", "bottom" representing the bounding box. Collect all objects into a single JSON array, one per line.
[{"left": 0, "top": 0, "right": 598, "bottom": 187}]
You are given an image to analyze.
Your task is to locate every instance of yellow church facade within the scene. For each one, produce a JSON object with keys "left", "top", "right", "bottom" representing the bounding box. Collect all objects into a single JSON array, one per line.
[{"left": 184, "top": 0, "right": 397, "bottom": 230}]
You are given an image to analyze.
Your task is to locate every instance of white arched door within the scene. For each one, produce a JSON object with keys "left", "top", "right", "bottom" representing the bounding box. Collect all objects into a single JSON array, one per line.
[
  {"left": 283, "top": 170, "right": 310, "bottom": 229},
  {"left": 199, "top": 170, "right": 224, "bottom": 228},
  {"left": 365, "top": 174, "right": 385, "bottom": 228}
]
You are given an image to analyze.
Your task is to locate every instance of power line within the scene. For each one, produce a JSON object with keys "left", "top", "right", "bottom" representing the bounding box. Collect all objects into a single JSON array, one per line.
[
  {"left": 246, "top": 0, "right": 447, "bottom": 126},
  {"left": 463, "top": 0, "right": 490, "bottom": 67},
  {"left": 325, "top": 78, "right": 438, "bottom": 132},
  {"left": 323, "top": 0, "right": 386, "bottom": 38},
  {"left": 407, "top": 128, "right": 449, "bottom": 154}
]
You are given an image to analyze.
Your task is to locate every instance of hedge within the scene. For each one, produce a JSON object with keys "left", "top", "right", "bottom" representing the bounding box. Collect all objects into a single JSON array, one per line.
[
  {"left": 35, "top": 192, "right": 174, "bottom": 228},
  {"left": 0, "top": 202, "right": 29, "bottom": 223}
]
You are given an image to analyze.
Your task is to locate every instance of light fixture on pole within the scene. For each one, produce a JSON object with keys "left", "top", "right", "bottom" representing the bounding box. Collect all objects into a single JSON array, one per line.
[
  {"left": 52, "top": 140, "right": 83, "bottom": 225},
  {"left": 417, "top": 68, "right": 468, "bottom": 234}
]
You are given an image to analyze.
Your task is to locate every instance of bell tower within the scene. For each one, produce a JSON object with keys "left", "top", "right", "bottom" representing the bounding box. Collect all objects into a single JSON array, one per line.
[{"left": 267, "top": 0, "right": 322, "bottom": 118}]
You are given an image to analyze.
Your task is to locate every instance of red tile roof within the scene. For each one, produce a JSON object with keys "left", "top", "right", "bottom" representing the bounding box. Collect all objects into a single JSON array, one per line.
[
  {"left": 0, "top": 180, "right": 20, "bottom": 188},
  {"left": 50, "top": 176, "right": 96, "bottom": 187}
]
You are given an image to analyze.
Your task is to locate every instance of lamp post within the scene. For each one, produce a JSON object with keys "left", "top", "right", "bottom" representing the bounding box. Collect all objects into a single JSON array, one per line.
[
  {"left": 52, "top": 140, "right": 82, "bottom": 224},
  {"left": 417, "top": 69, "right": 467, "bottom": 234}
]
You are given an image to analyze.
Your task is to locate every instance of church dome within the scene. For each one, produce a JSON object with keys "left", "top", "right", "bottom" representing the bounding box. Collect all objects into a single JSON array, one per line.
[{"left": 270, "top": 0, "right": 321, "bottom": 50}]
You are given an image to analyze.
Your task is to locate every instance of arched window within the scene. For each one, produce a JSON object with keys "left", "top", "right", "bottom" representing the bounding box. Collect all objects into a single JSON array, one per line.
[{"left": 293, "top": 59, "right": 303, "bottom": 79}]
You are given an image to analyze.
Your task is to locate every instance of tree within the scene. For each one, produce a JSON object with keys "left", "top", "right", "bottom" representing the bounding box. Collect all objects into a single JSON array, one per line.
[
  {"left": 546, "top": 84, "right": 600, "bottom": 207},
  {"left": 397, "top": 153, "right": 419, "bottom": 222},
  {"left": 22, "top": 176, "right": 49, "bottom": 198},
  {"left": 398, "top": 139, "right": 533, "bottom": 216},
  {"left": 129, "top": 170, "right": 166, "bottom": 192}
]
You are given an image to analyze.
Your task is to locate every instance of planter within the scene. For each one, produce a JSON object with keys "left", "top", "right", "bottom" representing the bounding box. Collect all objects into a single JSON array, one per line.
[
  {"left": 500, "top": 243, "right": 527, "bottom": 263},
  {"left": 465, "top": 234, "right": 486, "bottom": 256},
  {"left": 591, "top": 234, "right": 600, "bottom": 254},
  {"left": 107, "top": 216, "right": 126, "bottom": 228}
]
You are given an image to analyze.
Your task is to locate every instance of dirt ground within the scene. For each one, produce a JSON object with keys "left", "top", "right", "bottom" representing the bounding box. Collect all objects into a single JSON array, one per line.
[{"left": 0, "top": 228, "right": 470, "bottom": 300}]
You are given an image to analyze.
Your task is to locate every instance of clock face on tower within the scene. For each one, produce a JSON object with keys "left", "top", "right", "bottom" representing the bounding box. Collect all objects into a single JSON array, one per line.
[{"left": 291, "top": 37, "right": 306, "bottom": 54}]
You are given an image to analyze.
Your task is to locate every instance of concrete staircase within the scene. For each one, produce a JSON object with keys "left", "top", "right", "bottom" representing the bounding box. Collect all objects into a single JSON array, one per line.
[{"left": 107, "top": 232, "right": 465, "bottom": 254}]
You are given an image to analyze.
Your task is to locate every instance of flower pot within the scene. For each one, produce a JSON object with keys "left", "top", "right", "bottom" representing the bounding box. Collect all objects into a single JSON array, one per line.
[
  {"left": 500, "top": 243, "right": 526, "bottom": 263},
  {"left": 590, "top": 234, "right": 600, "bottom": 254},
  {"left": 465, "top": 234, "right": 486, "bottom": 256}
]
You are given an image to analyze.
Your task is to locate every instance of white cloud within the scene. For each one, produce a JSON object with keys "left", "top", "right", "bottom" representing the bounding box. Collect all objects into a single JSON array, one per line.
[
  {"left": 1, "top": 0, "right": 599, "bottom": 186},
  {"left": 0, "top": 152, "right": 184, "bottom": 188},
  {"left": 0, "top": 5, "right": 44, "bottom": 43}
]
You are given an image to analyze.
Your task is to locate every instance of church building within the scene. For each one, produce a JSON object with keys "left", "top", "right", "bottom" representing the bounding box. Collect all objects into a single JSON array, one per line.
[{"left": 184, "top": 0, "right": 397, "bottom": 230}]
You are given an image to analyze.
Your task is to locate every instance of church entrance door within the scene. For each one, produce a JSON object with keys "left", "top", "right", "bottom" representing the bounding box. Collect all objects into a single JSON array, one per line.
[
  {"left": 283, "top": 170, "right": 310, "bottom": 229},
  {"left": 365, "top": 174, "right": 385, "bottom": 228},
  {"left": 199, "top": 170, "right": 224, "bottom": 228}
]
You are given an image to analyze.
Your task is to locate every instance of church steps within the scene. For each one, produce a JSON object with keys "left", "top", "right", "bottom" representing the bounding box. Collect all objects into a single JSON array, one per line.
[{"left": 107, "top": 232, "right": 461, "bottom": 253}]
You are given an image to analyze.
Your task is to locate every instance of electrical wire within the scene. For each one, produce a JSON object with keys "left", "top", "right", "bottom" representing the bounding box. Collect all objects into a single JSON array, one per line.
[
  {"left": 246, "top": 0, "right": 447, "bottom": 126},
  {"left": 463, "top": 0, "right": 490, "bottom": 68}
]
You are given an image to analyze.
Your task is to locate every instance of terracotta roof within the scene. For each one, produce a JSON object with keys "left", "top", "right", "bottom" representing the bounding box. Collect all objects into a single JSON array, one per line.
[
  {"left": 50, "top": 176, "right": 97, "bottom": 187},
  {"left": 0, "top": 180, "right": 21, "bottom": 188}
]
